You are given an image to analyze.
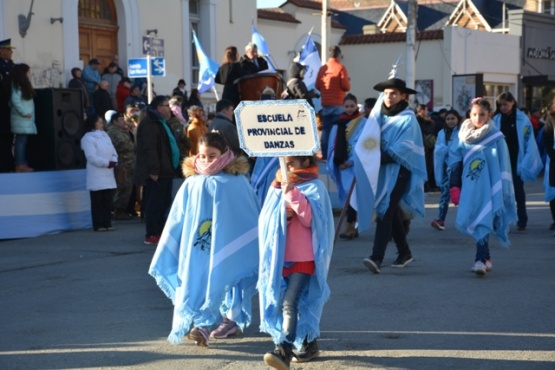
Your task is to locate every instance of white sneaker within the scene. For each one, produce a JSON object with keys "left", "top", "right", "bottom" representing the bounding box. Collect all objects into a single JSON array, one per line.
[
  {"left": 472, "top": 261, "right": 487, "bottom": 276},
  {"left": 485, "top": 259, "right": 492, "bottom": 271}
]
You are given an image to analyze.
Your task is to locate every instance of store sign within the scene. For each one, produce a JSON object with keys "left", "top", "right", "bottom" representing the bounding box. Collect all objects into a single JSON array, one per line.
[{"left": 527, "top": 47, "right": 555, "bottom": 60}]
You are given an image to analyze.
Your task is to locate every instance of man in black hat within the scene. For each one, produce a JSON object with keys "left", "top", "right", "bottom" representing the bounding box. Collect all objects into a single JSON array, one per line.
[
  {"left": 0, "top": 39, "right": 16, "bottom": 172},
  {"left": 362, "top": 78, "right": 427, "bottom": 274}
]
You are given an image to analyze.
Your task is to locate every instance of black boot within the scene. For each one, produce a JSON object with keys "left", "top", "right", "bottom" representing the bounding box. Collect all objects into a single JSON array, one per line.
[
  {"left": 293, "top": 338, "right": 319, "bottom": 363},
  {"left": 263, "top": 343, "right": 293, "bottom": 370}
]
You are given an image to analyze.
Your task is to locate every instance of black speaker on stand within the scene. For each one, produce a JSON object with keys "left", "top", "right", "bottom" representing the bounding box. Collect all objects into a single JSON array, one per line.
[{"left": 27, "top": 88, "right": 86, "bottom": 171}]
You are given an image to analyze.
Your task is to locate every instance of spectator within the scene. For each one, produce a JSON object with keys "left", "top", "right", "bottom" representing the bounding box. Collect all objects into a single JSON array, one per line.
[
  {"left": 169, "top": 95, "right": 187, "bottom": 125},
  {"left": 316, "top": 45, "right": 351, "bottom": 159},
  {"left": 116, "top": 77, "right": 132, "bottom": 113},
  {"left": 124, "top": 84, "right": 147, "bottom": 110},
  {"left": 135, "top": 96, "right": 179, "bottom": 245},
  {"left": 0, "top": 38, "right": 16, "bottom": 172},
  {"left": 9, "top": 63, "right": 37, "bottom": 173},
  {"left": 240, "top": 42, "right": 268, "bottom": 75},
  {"left": 92, "top": 80, "right": 113, "bottom": 118},
  {"left": 208, "top": 99, "right": 242, "bottom": 156},
  {"left": 171, "top": 78, "right": 188, "bottom": 110},
  {"left": 187, "top": 88, "right": 203, "bottom": 109},
  {"left": 102, "top": 62, "right": 121, "bottom": 109},
  {"left": 68, "top": 67, "right": 90, "bottom": 112},
  {"left": 416, "top": 104, "right": 438, "bottom": 192},
  {"left": 216, "top": 46, "right": 246, "bottom": 108},
  {"left": 284, "top": 62, "right": 319, "bottom": 108},
  {"left": 103, "top": 55, "right": 124, "bottom": 77},
  {"left": 82, "top": 58, "right": 102, "bottom": 106},
  {"left": 363, "top": 97, "right": 377, "bottom": 118},
  {"left": 186, "top": 105, "right": 207, "bottom": 156}
]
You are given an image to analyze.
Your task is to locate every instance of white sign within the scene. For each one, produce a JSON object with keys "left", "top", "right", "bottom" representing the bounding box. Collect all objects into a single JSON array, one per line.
[{"left": 234, "top": 100, "right": 319, "bottom": 157}]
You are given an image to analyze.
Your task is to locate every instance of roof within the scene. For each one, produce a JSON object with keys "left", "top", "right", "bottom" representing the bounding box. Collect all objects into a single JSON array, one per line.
[
  {"left": 339, "top": 29, "right": 444, "bottom": 45},
  {"left": 257, "top": 8, "right": 301, "bottom": 24},
  {"left": 281, "top": 0, "right": 324, "bottom": 11}
]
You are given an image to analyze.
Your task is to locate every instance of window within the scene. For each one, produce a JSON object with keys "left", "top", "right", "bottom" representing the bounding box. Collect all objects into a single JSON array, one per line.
[
  {"left": 78, "top": 0, "right": 116, "bottom": 23},
  {"left": 484, "top": 83, "right": 511, "bottom": 108},
  {"left": 191, "top": 22, "right": 200, "bottom": 86},
  {"left": 542, "top": 1, "right": 555, "bottom": 15}
]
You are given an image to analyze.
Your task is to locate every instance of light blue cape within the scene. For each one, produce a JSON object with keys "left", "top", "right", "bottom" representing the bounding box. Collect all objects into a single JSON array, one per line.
[
  {"left": 493, "top": 109, "right": 542, "bottom": 182},
  {"left": 433, "top": 126, "right": 459, "bottom": 186},
  {"left": 251, "top": 157, "right": 279, "bottom": 206},
  {"left": 149, "top": 172, "right": 260, "bottom": 344},
  {"left": 450, "top": 125, "right": 516, "bottom": 244},
  {"left": 258, "top": 179, "right": 334, "bottom": 348},
  {"left": 374, "top": 108, "right": 427, "bottom": 219}
]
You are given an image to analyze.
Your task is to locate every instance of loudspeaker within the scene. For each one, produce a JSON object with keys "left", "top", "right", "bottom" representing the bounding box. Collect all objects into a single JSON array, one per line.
[{"left": 27, "top": 88, "right": 86, "bottom": 171}]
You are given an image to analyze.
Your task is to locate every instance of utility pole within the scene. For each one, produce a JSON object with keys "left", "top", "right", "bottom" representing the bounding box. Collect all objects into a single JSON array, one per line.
[
  {"left": 406, "top": 0, "right": 417, "bottom": 105},
  {"left": 321, "top": 0, "right": 329, "bottom": 63}
]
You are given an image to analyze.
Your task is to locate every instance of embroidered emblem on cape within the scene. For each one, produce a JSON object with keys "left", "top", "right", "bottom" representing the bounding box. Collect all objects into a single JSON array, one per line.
[
  {"left": 364, "top": 138, "right": 378, "bottom": 150},
  {"left": 523, "top": 125, "right": 531, "bottom": 143},
  {"left": 193, "top": 219, "right": 212, "bottom": 253},
  {"left": 466, "top": 159, "right": 485, "bottom": 181}
]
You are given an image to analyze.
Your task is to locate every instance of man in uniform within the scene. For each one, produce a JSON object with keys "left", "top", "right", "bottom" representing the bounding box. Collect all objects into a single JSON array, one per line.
[
  {"left": 106, "top": 110, "right": 136, "bottom": 220},
  {"left": 0, "top": 39, "right": 16, "bottom": 172}
]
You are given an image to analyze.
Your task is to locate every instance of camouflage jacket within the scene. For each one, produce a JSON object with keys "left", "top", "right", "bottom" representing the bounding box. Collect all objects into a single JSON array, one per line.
[{"left": 107, "top": 124, "right": 135, "bottom": 167}]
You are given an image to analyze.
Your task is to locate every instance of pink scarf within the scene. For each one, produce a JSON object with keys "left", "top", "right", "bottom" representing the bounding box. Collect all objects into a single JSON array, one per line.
[{"left": 193, "top": 149, "right": 235, "bottom": 175}]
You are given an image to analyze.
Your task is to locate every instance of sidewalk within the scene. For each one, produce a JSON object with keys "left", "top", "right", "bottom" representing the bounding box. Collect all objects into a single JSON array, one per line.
[{"left": 1, "top": 181, "right": 554, "bottom": 369}]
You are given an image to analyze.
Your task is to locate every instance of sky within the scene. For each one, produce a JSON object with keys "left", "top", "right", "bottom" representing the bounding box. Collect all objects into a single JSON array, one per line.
[{"left": 256, "top": 0, "right": 286, "bottom": 8}]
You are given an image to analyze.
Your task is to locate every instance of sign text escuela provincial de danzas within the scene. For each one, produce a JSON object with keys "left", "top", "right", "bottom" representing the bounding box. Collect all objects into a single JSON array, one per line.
[{"left": 234, "top": 100, "right": 319, "bottom": 157}]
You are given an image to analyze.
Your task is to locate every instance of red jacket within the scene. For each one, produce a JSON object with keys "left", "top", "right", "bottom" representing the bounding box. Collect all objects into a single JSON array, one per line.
[
  {"left": 116, "top": 84, "right": 130, "bottom": 113},
  {"left": 316, "top": 57, "right": 351, "bottom": 107}
]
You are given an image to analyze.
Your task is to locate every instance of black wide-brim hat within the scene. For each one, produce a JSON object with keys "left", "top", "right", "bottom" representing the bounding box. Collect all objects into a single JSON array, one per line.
[{"left": 373, "top": 78, "right": 417, "bottom": 95}]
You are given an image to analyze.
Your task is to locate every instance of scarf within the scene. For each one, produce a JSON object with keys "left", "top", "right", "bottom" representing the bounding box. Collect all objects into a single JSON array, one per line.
[
  {"left": 381, "top": 100, "right": 409, "bottom": 117},
  {"left": 459, "top": 119, "right": 493, "bottom": 144},
  {"left": 333, "top": 111, "right": 362, "bottom": 166},
  {"left": 271, "top": 165, "right": 319, "bottom": 188},
  {"left": 193, "top": 149, "right": 235, "bottom": 175}
]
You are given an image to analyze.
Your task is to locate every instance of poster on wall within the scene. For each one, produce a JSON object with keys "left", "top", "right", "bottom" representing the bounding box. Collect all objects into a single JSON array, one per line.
[
  {"left": 415, "top": 80, "right": 434, "bottom": 110},
  {"left": 452, "top": 74, "right": 484, "bottom": 116}
]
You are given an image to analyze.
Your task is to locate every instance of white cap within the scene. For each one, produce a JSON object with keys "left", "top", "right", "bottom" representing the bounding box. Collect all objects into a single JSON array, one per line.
[{"left": 104, "top": 110, "right": 118, "bottom": 124}]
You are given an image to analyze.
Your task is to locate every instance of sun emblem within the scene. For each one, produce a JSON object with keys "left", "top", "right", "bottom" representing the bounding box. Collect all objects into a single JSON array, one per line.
[
  {"left": 364, "top": 137, "right": 378, "bottom": 150},
  {"left": 193, "top": 220, "right": 212, "bottom": 253}
]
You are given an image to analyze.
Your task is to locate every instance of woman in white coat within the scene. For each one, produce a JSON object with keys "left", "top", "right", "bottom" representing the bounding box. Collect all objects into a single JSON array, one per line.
[{"left": 81, "top": 114, "right": 118, "bottom": 231}]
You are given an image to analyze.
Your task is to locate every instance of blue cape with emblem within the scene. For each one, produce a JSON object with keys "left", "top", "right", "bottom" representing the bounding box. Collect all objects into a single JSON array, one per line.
[
  {"left": 450, "top": 122, "right": 516, "bottom": 244},
  {"left": 434, "top": 126, "right": 459, "bottom": 186},
  {"left": 258, "top": 178, "right": 334, "bottom": 348},
  {"left": 493, "top": 109, "right": 542, "bottom": 182},
  {"left": 149, "top": 165, "right": 260, "bottom": 344}
]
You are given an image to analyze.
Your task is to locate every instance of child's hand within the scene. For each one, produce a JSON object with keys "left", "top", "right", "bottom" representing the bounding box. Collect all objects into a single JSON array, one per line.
[
  {"left": 286, "top": 207, "right": 294, "bottom": 220},
  {"left": 283, "top": 182, "right": 294, "bottom": 194}
]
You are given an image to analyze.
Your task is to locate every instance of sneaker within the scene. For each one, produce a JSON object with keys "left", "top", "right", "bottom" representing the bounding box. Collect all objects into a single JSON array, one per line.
[
  {"left": 391, "top": 254, "right": 413, "bottom": 268},
  {"left": 485, "top": 259, "right": 492, "bottom": 271},
  {"left": 210, "top": 318, "right": 241, "bottom": 339},
  {"left": 293, "top": 339, "right": 319, "bottom": 363},
  {"left": 144, "top": 235, "right": 160, "bottom": 245},
  {"left": 363, "top": 258, "right": 381, "bottom": 274},
  {"left": 187, "top": 326, "right": 209, "bottom": 347},
  {"left": 431, "top": 219, "right": 445, "bottom": 230},
  {"left": 472, "top": 261, "right": 487, "bottom": 276},
  {"left": 517, "top": 225, "right": 526, "bottom": 231},
  {"left": 263, "top": 344, "right": 293, "bottom": 370}
]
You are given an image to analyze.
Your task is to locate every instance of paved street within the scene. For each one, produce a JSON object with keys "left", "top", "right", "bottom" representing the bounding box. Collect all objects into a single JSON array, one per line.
[{"left": 1, "top": 181, "right": 554, "bottom": 369}]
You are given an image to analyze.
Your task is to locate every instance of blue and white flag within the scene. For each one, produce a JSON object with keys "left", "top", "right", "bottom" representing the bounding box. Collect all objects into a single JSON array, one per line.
[
  {"left": 192, "top": 31, "right": 220, "bottom": 94},
  {"left": 252, "top": 25, "right": 276, "bottom": 72},
  {"left": 298, "top": 32, "right": 321, "bottom": 90},
  {"left": 351, "top": 94, "right": 383, "bottom": 233}
]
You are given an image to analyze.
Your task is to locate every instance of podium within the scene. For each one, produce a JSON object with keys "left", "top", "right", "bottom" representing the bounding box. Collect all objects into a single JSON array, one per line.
[{"left": 236, "top": 72, "right": 284, "bottom": 101}]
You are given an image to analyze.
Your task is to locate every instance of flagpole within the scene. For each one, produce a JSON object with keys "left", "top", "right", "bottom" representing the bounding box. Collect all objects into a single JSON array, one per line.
[{"left": 212, "top": 86, "right": 219, "bottom": 101}]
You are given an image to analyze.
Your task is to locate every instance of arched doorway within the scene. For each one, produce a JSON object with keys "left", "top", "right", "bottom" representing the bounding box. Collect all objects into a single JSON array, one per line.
[{"left": 78, "top": 0, "right": 119, "bottom": 70}]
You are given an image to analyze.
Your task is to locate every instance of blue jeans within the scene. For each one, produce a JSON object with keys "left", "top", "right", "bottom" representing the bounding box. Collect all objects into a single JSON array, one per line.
[
  {"left": 320, "top": 105, "right": 343, "bottom": 159},
  {"left": 475, "top": 236, "right": 490, "bottom": 262},
  {"left": 282, "top": 272, "right": 311, "bottom": 345},
  {"left": 437, "top": 169, "right": 451, "bottom": 221},
  {"left": 14, "top": 134, "right": 28, "bottom": 165}
]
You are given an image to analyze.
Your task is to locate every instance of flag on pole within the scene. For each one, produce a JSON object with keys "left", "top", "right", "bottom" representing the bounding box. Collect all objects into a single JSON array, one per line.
[
  {"left": 192, "top": 31, "right": 220, "bottom": 94},
  {"left": 297, "top": 31, "right": 321, "bottom": 90},
  {"left": 251, "top": 25, "right": 276, "bottom": 72}
]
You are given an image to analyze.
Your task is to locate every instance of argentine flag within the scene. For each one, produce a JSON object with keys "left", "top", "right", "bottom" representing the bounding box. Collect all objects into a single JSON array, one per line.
[
  {"left": 192, "top": 31, "right": 220, "bottom": 94},
  {"left": 252, "top": 25, "right": 276, "bottom": 72},
  {"left": 298, "top": 32, "right": 321, "bottom": 90},
  {"left": 351, "top": 94, "right": 383, "bottom": 233}
]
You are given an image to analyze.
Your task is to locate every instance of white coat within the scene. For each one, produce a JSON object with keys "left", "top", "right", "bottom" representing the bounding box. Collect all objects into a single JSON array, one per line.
[{"left": 81, "top": 130, "right": 118, "bottom": 191}]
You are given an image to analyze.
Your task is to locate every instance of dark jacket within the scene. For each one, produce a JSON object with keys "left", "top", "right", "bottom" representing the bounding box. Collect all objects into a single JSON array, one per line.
[
  {"left": 135, "top": 109, "right": 177, "bottom": 183},
  {"left": 286, "top": 62, "right": 318, "bottom": 107},
  {"left": 215, "top": 62, "right": 246, "bottom": 107},
  {"left": 208, "top": 112, "right": 242, "bottom": 156},
  {"left": 240, "top": 55, "right": 269, "bottom": 75},
  {"left": 171, "top": 86, "right": 188, "bottom": 110},
  {"left": 92, "top": 89, "right": 113, "bottom": 118},
  {"left": 543, "top": 115, "right": 555, "bottom": 187}
]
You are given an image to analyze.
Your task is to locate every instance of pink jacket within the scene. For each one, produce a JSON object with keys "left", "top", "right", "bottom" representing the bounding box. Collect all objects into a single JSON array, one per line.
[{"left": 284, "top": 187, "right": 314, "bottom": 262}]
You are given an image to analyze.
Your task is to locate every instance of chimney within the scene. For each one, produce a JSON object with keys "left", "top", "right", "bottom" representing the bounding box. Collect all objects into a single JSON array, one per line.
[{"left": 363, "top": 24, "right": 379, "bottom": 34}]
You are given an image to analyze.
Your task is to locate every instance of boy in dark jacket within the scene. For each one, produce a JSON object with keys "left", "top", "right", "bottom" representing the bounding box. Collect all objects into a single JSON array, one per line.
[{"left": 284, "top": 62, "right": 319, "bottom": 108}]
